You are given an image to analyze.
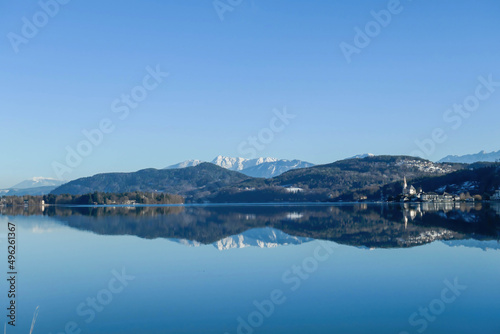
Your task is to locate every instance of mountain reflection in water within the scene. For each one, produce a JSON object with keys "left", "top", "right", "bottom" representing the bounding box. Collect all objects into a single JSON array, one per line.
[{"left": 1, "top": 202, "right": 499, "bottom": 249}]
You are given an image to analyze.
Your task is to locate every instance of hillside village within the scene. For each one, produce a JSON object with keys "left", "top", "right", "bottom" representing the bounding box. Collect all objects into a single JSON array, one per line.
[{"left": 397, "top": 176, "right": 500, "bottom": 203}]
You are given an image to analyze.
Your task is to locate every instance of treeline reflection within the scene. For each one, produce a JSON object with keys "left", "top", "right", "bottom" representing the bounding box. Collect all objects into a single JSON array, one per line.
[{"left": 2, "top": 203, "right": 500, "bottom": 248}]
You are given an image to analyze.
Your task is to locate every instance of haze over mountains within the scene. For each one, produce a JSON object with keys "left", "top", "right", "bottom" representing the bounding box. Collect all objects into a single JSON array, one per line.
[
  {"left": 438, "top": 150, "right": 500, "bottom": 164},
  {"left": 166, "top": 155, "right": 314, "bottom": 178},
  {"left": 0, "top": 177, "right": 66, "bottom": 196},
  {"left": 11, "top": 177, "right": 64, "bottom": 189}
]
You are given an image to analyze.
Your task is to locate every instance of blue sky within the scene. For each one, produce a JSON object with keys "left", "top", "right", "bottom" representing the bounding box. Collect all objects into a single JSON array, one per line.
[{"left": 0, "top": 0, "right": 499, "bottom": 188}]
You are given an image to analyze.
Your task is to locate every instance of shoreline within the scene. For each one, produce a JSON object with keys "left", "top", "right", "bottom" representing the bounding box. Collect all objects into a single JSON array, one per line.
[{"left": 2, "top": 201, "right": 495, "bottom": 209}]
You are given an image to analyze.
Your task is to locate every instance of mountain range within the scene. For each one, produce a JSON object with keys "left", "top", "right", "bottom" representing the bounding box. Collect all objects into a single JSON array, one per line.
[
  {"left": 166, "top": 155, "right": 314, "bottom": 178},
  {"left": 8, "top": 150, "right": 500, "bottom": 203},
  {"left": 438, "top": 149, "right": 500, "bottom": 164},
  {"left": 49, "top": 155, "right": 473, "bottom": 203}
]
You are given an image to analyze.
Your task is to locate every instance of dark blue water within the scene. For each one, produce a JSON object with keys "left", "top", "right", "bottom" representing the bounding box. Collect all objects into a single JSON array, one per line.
[{"left": 1, "top": 203, "right": 499, "bottom": 334}]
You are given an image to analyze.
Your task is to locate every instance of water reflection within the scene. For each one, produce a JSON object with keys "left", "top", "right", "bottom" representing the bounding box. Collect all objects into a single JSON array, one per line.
[{"left": 1, "top": 203, "right": 499, "bottom": 249}]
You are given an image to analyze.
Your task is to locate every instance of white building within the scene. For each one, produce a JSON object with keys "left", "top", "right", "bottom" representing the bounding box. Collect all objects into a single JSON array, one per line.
[
  {"left": 421, "top": 192, "right": 439, "bottom": 202},
  {"left": 285, "top": 187, "right": 303, "bottom": 194},
  {"left": 402, "top": 176, "right": 417, "bottom": 196}
]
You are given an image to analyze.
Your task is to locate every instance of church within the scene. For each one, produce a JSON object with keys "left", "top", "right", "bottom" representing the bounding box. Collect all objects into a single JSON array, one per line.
[
  {"left": 400, "top": 176, "right": 458, "bottom": 202},
  {"left": 402, "top": 176, "right": 418, "bottom": 196}
]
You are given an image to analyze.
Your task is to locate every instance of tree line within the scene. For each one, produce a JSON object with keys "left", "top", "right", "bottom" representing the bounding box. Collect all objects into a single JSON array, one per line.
[{"left": 0, "top": 191, "right": 184, "bottom": 206}]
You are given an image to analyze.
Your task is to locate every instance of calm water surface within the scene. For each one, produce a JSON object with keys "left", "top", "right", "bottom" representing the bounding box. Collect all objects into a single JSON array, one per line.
[{"left": 1, "top": 203, "right": 499, "bottom": 334}]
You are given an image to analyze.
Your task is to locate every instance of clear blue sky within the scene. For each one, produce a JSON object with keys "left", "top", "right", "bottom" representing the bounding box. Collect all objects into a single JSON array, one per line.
[{"left": 1, "top": 0, "right": 499, "bottom": 188}]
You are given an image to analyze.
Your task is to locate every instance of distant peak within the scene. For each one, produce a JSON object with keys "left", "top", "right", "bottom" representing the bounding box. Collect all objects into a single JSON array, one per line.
[
  {"left": 438, "top": 149, "right": 500, "bottom": 164},
  {"left": 31, "top": 176, "right": 59, "bottom": 182},
  {"left": 9, "top": 177, "right": 66, "bottom": 190}
]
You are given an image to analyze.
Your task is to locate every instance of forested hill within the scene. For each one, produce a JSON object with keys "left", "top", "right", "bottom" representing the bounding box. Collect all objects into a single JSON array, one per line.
[
  {"left": 51, "top": 163, "right": 251, "bottom": 197},
  {"left": 269, "top": 155, "right": 463, "bottom": 193}
]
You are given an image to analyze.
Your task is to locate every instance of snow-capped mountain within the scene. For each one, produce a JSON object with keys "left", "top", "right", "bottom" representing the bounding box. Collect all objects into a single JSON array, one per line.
[
  {"left": 165, "top": 160, "right": 203, "bottom": 169},
  {"left": 1, "top": 177, "right": 67, "bottom": 196},
  {"left": 170, "top": 227, "right": 313, "bottom": 250},
  {"left": 165, "top": 156, "right": 315, "bottom": 178},
  {"left": 211, "top": 155, "right": 278, "bottom": 171},
  {"left": 10, "top": 177, "right": 65, "bottom": 189},
  {"left": 214, "top": 227, "right": 314, "bottom": 250},
  {"left": 240, "top": 160, "right": 314, "bottom": 178},
  {"left": 438, "top": 150, "right": 500, "bottom": 164}
]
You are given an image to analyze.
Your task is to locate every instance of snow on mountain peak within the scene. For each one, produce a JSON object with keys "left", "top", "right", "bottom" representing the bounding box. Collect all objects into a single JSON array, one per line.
[
  {"left": 170, "top": 227, "right": 314, "bottom": 250},
  {"left": 256, "top": 157, "right": 278, "bottom": 164},
  {"left": 32, "top": 176, "right": 55, "bottom": 182},
  {"left": 165, "top": 160, "right": 203, "bottom": 169},
  {"left": 213, "top": 227, "right": 313, "bottom": 250},
  {"left": 212, "top": 156, "right": 247, "bottom": 170},
  {"left": 10, "top": 177, "right": 66, "bottom": 189},
  {"left": 166, "top": 155, "right": 315, "bottom": 178},
  {"left": 210, "top": 156, "right": 279, "bottom": 171},
  {"left": 349, "top": 153, "right": 375, "bottom": 159}
]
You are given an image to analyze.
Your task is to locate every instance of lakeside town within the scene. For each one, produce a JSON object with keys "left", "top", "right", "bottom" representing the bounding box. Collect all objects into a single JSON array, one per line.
[{"left": 395, "top": 176, "right": 500, "bottom": 203}]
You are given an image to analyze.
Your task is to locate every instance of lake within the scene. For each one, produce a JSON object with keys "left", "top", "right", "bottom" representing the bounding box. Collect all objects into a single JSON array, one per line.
[{"left": 1, "top": 203, "right": 499, "bottom": 334}]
